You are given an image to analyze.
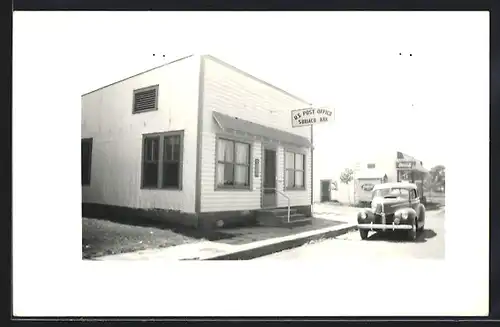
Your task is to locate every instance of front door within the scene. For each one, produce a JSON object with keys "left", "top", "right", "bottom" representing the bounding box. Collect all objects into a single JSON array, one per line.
[
  {"left": 320, "top": 180, "right": 331, "bottom": 202},
  {"left": 262, "top": 148, "right": 277, "bottom": 208}
]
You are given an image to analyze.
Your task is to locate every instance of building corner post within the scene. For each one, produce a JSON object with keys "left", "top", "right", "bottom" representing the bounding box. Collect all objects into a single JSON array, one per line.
[{"left": 310, "top": 119, "right": 314, "bottom": 207}]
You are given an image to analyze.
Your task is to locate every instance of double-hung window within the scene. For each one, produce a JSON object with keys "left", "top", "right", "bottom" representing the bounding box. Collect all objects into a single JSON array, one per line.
[
  {"left": 216, "top": 138, "right": 251, "bottom": 189},
  {"left": 285, "top": 151, "right": 305, "bottom": 190},
  {"left": 142, "top": 131, "right": 183, "bottom": 189}
]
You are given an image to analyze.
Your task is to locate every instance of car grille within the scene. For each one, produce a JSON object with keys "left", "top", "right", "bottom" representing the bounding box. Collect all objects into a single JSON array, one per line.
[{"left": 375, "top": 214, "right": 394, "bottom": 225}]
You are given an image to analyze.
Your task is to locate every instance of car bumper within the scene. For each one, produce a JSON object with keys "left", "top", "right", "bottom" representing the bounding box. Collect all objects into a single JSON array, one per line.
[{"left": 358, "top": 223, "right": 412, "bottom": 231}]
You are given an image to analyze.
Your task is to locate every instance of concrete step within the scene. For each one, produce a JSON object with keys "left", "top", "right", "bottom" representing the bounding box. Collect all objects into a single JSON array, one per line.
[
  {"left": 281, "top": 216, "right": 313, "bottom": 227},
  {"left": 257, "top": 213, "right": 312, "bottom": 227},
  {"left": 258, "top": 208, "right": 298, "bottom": 217}
]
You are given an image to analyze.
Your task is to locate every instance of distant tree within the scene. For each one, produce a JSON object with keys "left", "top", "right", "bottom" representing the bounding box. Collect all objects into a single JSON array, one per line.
[
  {"left": 429, "top": 165, "right": 446, "bottom": 192},
  {"left": 340, "top": 168, "right": 354, "bottom": 204},
  {"left": 423, "top": 174, "right": 437, "bottom": 199}
]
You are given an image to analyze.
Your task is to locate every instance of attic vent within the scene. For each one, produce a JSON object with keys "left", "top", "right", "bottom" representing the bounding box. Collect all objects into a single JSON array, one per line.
[{"left": 133, "top": 85, "right": 158, "bottom": 113}]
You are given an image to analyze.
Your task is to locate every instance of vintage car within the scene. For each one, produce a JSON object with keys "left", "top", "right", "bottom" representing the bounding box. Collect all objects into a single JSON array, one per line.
[{"left": 357, "top": 182, "right": 426, "bottom": 241}]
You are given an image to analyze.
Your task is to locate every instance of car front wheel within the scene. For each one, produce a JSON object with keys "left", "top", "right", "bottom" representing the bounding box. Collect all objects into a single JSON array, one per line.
[
  {"left": 360, "top": 229, "right": 369, "bottom": 240},
  {"left": 407, "top": 222, "right": 417, "bottom": 241}
]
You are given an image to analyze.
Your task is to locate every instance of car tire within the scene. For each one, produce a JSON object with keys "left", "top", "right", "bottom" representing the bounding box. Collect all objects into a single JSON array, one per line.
[
  {"left": 359, "top": 229, "right": 369, "bottom": 240},
  {"left": 408, "top": 221, "right": 418, "bottom": 241}
]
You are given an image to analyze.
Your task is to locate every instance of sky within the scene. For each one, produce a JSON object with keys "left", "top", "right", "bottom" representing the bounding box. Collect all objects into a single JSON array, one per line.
[{"left": 13, "top": 11, "right": 488, "bottom": 173}]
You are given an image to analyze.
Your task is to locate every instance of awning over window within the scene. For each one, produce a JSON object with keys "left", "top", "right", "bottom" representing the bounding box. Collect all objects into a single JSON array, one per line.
[{"left": 212, "top": 111, "right": 312, "bottom": 148}]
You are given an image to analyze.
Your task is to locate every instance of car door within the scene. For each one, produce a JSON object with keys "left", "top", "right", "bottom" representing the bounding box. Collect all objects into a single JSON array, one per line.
[{"left": 410, "top": 188, "right": 422, "bottom": 227}]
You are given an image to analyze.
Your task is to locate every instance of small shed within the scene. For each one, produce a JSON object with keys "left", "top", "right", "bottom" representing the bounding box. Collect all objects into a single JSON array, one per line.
[{"left": 354, "top": 170, "right": 388, "bottom": 203}]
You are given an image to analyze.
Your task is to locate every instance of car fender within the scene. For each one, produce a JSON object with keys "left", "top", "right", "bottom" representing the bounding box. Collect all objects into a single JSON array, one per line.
[
  {"left": 416, "top": 203, "right": 426, "bottom": 223},
  {"left": 395, "top": 207, "right": 417, "bottom": 223},
  {"left": 357, "top": 209, "right": 375, "bottom": 221}
]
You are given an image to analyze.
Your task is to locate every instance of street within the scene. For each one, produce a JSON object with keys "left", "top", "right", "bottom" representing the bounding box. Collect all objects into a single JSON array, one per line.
[{"left": 257, "top": 208, "right": 445, "bottom": 260}]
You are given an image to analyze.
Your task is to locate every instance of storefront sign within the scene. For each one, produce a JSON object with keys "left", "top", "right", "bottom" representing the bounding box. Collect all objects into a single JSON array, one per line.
[
  {"left": 291, "top": 107, "right": 334, "bottom": 128},
  {"left": 396, "top": 160, "right": 415, "bottom": 169},
  {"left": 361, "top": 183, "right": 375, "bottom": 192}
]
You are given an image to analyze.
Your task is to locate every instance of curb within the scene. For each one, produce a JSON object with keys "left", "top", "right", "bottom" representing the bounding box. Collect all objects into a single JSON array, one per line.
[{"left": 202, "top": 223, "right": 357, "bottom": 260}]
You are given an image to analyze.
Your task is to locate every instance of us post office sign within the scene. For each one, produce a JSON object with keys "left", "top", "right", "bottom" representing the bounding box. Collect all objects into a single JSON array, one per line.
[{"left": 291, "top": 107, "right": 334, "bottom": 128}]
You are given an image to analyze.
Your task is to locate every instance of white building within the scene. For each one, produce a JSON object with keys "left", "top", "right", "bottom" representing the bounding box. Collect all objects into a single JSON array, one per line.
[
  {"left": 314, "top": 149, "right": 428, "bottom": 205},
  {"left": 82, "top": 54, "right": 313, "bottom": 229}
]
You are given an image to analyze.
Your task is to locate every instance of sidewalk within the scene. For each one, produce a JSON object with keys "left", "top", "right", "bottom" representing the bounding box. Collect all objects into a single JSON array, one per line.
[{"left": 93, "top": 203, "right": 359, "bottom": 261}]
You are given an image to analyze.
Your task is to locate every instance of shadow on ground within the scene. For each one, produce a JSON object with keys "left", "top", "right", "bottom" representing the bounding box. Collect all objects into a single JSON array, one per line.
[
  {"left": 213, "top": 218, "right": 345, "bottom": 245},
  {"left": 366, "top": 229, "right": 437, "bottom": 243},
  {"left": 425, "top": 203, "right": 443, "bottom": 211},
  {"left": 86, "top": 215, "right": 237, "bottom": 240},
  {"left": 82, "top": 213, "right": 345, "bottom": 259}
]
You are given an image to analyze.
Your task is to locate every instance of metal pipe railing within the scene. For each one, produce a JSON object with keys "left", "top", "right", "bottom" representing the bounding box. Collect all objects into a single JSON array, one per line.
[{"left": 263, "top": 187, "right": 291, "bottom": 223}]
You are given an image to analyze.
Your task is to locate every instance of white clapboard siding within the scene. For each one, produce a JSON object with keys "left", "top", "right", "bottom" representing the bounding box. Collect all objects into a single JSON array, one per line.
[
  {"left": 276, "top": 147, "right": 313, "bottom": 208},
  {"left": 81, "top": 55, "right": 200, "bottom": 213},
  {"left": 200, "top": 56, "right": 312, "bottom": 212}
]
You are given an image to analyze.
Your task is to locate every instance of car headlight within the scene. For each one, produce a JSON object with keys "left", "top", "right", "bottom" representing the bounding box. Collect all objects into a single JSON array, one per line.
[
  {"left": 360, "top": 212, "right": 367, "bottom": 219},
  {"left": 401, "top": 211, "right": 408, "bottom": 219}
]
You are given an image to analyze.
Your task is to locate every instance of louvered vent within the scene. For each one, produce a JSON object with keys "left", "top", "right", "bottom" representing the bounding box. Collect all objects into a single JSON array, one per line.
[{"left": 133, "top": 86, "right": 158, "bottom": 113}]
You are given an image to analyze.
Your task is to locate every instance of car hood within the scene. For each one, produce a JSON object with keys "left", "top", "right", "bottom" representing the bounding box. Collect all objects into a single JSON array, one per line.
[{"left": 371, "top": 196, "right": 408, "bottom": 215}]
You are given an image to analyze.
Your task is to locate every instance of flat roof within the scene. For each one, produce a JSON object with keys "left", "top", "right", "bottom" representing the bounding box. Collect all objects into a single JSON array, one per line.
[
  {"left": 203, "top": 55, "right": 310, "bottom": 105},
  {"left": 81, "top": 54, "right": 195, "bottom": 97},
  {"left": 81, "top": 54, "right": 311, "bottom": 106}
]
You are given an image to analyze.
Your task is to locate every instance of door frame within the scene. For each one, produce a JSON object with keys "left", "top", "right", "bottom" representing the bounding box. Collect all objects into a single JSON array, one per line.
[
  {"left": 320, "top": 179, "right": 332, "bottom": 202},
  {"left": 261, "top": 143, "right": 279, "bottom": 208}
]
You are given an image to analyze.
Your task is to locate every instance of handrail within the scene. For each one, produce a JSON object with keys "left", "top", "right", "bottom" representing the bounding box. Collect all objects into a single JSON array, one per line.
[{"left": 263, "top": 187, "right": 291, "bottom": 223}]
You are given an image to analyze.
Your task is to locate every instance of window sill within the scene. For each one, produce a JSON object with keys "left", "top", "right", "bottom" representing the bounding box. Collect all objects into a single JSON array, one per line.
[
  {"left": 141, "top": 186, "right": 182, "bottom": 191},
  {"left": 215, "top": 186, "right": 252, "bottom": 191},
  {"left": 133, "top": 108, "right": 158, "bottom": 114}
]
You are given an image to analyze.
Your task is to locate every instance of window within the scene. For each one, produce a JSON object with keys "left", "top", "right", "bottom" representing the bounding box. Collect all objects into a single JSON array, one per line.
[
  {"left": 411, "top": 189, "right": 418, "bottom": 199},
  {"left": 141, "top": 131, "right": 183, "bottom": 189},
  {"left": 216, "top": 138, "right": 251, "bottom": 189},
  {"left": 81, "top": 138, "right": 93, "bottom": 186},
  {"left": 367, "top": 163, "right": 376, "bottom": 169},
  {"left": 133, "top": 85, "right": 159, "bottom": 114},
  {"left": 285, "top": 151, "right": 305, "bottom": 190},
  {"left": 399, "top": 188, "right": 410, "bottom": 200},
  {"left": 374, "top": 188, "right": 410, "bottom": 199},
  {"left": 373, "top": 188, "right": 390, "bottom": 199}
]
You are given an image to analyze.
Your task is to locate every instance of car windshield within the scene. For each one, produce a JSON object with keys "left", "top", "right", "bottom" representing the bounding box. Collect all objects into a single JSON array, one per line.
[{"left": 372, "top": 188, "right": 410, "bottom": 199}]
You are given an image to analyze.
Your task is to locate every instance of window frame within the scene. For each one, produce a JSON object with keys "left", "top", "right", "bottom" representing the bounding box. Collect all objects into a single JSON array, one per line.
[
  {"left": 81, "top": 138, "right": 93, "bottom": 186},
  {"left": 140, "top": 130, "right": 184, "bottom": 190},
  {"left": 215, "top": 136, "right": 252, "bottom": 191},
  {"left": 284, "top": 149, "right": 306, "bottom": 191},
  {"left": 132, "top": 84, "right": 159, "bottom": 114}
]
